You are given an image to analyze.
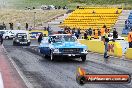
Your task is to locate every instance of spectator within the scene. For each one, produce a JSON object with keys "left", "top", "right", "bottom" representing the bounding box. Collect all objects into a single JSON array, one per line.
[
  {"left": 25, "top": 23, "right": 28, "bottom": 30},
  {"left": 3, "top": 22, "right": 6, "bottom": 30},
  {"left": 29, "top": 26, "right": 33, "bottom": 31},
  {"left": 98, "top": 29, "right": 101, "bottom": 36},
  {"left": 58, "top": 6, "right": 61, "bottom": 9},
  {"left": 0, "top": 33, "right": 3, "bottom": 45},
  {"left": 75, "top": 32, "right": 79, "bottom": 39},
  {"left": 28, "top": 7, "right": 31, "bottom": 10},
  {"left": 116, "top": 10, "right": 119, "bottom": 14},
  {"left": 55, "top": 6, "right": 57, "bottom": 9},
  {"left": 72, "top": 28, "right": 75, "bottom": 34},
  {"left": 9, "top": 22, "right": 13, "bottom": 30},
  {"left": 77, "top": 29, "right": 81, "bottom": 35},
  {"left": 103, "top": 25, "right": 106, "bottom": 28},
  {"left": 38, "top": 33, "right": 43, "bottom": 44},
  {"left": 77, "top": 6, "right": 79, "bottom": 9},
  {"left": 63, "top": 5, "right": 67, "bottom": 9},
  {"left": 16, "top": 22, "right": 21, "bottom": 30},
  {"left": 89, "top": 28, "right": 92, "bottom": 36},
  {"left": 92, "top": 10, "right": 96, "bottom": 14},
  {"left": 47, "top": 25, "right": 51, "bottom": 32},
  {"left": 100, "top": 27, "right": 105, "bottom": 36},
  {"left": 33, "top": 7, "right": 35, "bottom": 9},
  {"left": 128, "top": 29, "right": 132, "bottom": 48},
  {"left": 113, "top": 28, "right": 118, "bottom": 41},
  {"left": 84, "top": 31, "right": 87, "bottom": 39}
]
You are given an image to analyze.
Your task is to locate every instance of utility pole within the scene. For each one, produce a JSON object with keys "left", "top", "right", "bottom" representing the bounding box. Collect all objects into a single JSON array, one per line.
[{"left": 33, "top": 12, "right": 36, "bottom": 29}]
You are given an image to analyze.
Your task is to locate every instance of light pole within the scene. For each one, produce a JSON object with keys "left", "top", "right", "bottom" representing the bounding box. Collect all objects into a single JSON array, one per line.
[{"left": 33, "top": 12, "right": 36, "bottom": 29}]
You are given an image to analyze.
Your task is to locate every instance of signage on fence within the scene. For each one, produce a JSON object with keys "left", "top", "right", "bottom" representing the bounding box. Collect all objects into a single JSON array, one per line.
[{"left": 108, "top": 44, "right": 114, "bottom": 53}]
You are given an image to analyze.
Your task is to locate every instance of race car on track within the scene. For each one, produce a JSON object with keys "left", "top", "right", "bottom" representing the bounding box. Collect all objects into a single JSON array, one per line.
[
  {"left": 13, "top": 33, "right": 31, "bottom": 46},
  {"left": 39, "top": 34, "right": 88, "bottom": 62}
]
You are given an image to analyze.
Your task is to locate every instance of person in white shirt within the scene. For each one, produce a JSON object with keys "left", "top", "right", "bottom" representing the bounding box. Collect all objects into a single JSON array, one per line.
[{"left": 16, "top": 22, "right": 21, "bottom": 30}]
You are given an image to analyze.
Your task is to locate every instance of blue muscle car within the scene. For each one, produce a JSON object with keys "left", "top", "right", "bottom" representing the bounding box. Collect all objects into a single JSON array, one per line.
[{"left": 39, "top": 34, "right": 88, "bottom": 62}]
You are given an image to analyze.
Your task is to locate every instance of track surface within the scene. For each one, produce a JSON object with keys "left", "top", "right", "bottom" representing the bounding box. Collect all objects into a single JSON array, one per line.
[{"left": 3, "top": 40, "right": 132, "bottom": 88}]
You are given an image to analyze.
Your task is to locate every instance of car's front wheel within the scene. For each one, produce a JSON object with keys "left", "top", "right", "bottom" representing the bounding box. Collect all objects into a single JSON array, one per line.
[
  {"left": 81, "top": 55, "right": 86, "bottom": 62},
  {"left": 50, "top": 52, "right": 55, "bottom": 61},
  {"left": 27, "top": 43, "right": 30, "bottom": 46}
]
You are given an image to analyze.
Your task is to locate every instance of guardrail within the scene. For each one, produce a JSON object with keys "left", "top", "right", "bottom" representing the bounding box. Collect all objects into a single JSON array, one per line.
[{"left": 79, "top": 39, "right": 122, "bottom": 57}]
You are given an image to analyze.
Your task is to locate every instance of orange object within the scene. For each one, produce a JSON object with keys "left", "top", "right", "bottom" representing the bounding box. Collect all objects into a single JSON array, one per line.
[
  {"left": 100, "top": 28, "right": 105, "bottom": 36},
  {"left": 128, "top": 32, "right": 132, "bottom": 42},
  {"left": 94, "top": 29, "right": 99, "bottom": 39}
]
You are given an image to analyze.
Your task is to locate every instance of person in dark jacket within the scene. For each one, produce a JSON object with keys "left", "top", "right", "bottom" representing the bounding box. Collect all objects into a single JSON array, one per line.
[
  {"left": 0, "top": 34, "right": 3, "bottom": 44},
  {"left": 84, "top": 31, "right": 87, "bottom": 39},
  {"left": 113, "top": 28, "right": 118, "bottom": 41},
  {"left": 25, "top": 23, "right": 28, "bottom": 30},
  {"left": 38, "top": 33, "right": 43, "bottom": 44}
]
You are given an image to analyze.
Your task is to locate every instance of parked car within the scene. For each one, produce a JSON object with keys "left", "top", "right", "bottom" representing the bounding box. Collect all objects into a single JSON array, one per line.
[
  {"left": 13, "top": 33, "right": 31, "bottom": 46},
  {"left": 0, "top": 30, "right": 15, "bottom": 39},
  {"left": 39, "top": 34, "right": 88, "bottom": 62}
]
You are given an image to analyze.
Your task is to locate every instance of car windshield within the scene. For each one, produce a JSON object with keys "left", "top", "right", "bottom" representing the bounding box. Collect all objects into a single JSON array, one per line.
[
  {"left": 63, "top": 36, "right": 76, "bottom": 42},
  {"left": 17, "top": 34, "right": 27, "bottom": 39},
  {"left": 51, "top": 36, "right": 62, "bottom": 43},
  {"left": 49, "top": 35, "right": 77, "bottom": 43}
]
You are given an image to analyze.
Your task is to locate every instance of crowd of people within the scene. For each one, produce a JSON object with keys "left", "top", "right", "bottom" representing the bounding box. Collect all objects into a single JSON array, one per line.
[{"left": 57, "top": 25, "right": 120, "bottom": 60}]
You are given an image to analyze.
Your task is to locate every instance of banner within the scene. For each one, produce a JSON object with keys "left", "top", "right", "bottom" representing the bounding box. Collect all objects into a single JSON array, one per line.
[{"left": 28, "top": 30, "right": 48, "bottom": 39}]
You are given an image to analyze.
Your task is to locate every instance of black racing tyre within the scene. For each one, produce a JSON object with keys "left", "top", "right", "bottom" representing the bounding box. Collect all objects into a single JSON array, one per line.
[
  {"left": 45, "top": 55, "right": 50, "bottom": 58},
  {"left": 81, "top": 55, "right": 86, "bottom": 62},
  {"left": 27, "top": 43, "right": 30, "bottom": 46},
  {"left": 50, "top": 52, "right": 55, "bottom": 61},
  {"left": 5, "top": 36, "right": 9, "bottom": 39}
]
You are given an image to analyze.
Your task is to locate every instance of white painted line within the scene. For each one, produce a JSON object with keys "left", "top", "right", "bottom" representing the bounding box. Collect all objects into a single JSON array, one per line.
[
  {"left": 2, "top": 46, "right": 33, "bottom": 88},
  {"left": 0, "top": 73, "right": 4, "bottom": 88}
]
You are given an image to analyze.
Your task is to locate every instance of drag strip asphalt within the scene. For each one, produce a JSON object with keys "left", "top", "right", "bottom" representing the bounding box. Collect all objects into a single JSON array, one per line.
[{"left": 3, "top": 40, "right": 132, "bottom": 88}]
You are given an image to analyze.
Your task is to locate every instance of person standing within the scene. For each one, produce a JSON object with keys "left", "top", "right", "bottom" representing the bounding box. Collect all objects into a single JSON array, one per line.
[
  {"left": 89, "top": 28, "right": 92, "bottom": 36},
  {"left": 128, "top": 29, "right": 132, "bottom": 48},
  {"left": 9, "top": 22, "right": 13, "bottom": 30},
  {"left": 16, "top": 22, "right": 21, "bottom": 30},
  {"left": 84, "top": 31, "right": 87, "bottom": 39},
  {"left": 0, "top": 33, "right": 3, "bottom": 45},
  {"left": 3, "top": 22, "right": 6, "bottom": 30},
  {"left": 25, "top": 23, "right": 28, "bottom": 30},
  {"left": 113, "top": 28, "right": 118, "bottom": 41},
  {"left": 38, "top": 33, "right": 43, "bottom": 44},
  {"left": 102, "top": 28, "right": 109, "bottom": 59}
]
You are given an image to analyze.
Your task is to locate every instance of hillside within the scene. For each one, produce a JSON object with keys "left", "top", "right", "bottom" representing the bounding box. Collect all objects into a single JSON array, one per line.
[
  {"left": 0, "top": 9, "right": 66, "bottom": 29},
  {"left": 1, "top": 0, "right": 132, "bottom": 9}
]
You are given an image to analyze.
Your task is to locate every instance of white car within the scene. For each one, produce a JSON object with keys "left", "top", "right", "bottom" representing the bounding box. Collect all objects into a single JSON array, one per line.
[{"left": 0, "top": 30, "right": 15, "bottom": 39}]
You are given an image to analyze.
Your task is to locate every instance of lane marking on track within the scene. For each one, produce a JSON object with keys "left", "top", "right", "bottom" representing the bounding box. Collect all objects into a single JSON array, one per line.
[
  {"left": 2, "top": 45, "right": 33, "bottom": 88},
  {"left": 0, "top": 72, "right": 4, "bottom": 88}
]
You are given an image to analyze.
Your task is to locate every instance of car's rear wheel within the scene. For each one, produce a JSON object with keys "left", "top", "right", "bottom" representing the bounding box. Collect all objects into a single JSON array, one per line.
[
  {"left": 5, "top": 36, "right": 9, "bottom": 39},
  {"left": 81, "top": 55, "right": 86, "bottom": 62}
]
